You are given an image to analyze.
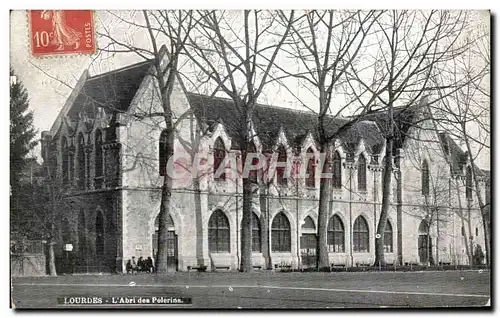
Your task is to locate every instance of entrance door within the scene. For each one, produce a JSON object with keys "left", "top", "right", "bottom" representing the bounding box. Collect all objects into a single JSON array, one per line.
[
  {"left": 300, "top": 234, "right": 317, "bottom": 268},
  {"left": 418, "top": 220, "right": 434, "bottom": 265},
  {"left": 300, "top": 216, "right": 318, "bottom": 268},
  {"left": 152, "top": 214, "right": 178, "bottom": 271}
]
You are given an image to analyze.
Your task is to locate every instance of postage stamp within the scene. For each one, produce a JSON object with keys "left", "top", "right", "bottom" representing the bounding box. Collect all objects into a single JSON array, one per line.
[{"left": 29, "top": 10, "right": 95, "bottom": 56}]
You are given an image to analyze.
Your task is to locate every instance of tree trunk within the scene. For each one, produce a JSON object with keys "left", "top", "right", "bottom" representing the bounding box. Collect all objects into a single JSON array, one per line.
[
  {"left": 48, "top": 239, "right": 57, "bottom": 276},
  {"left": 454, "top": 178, "right": 472, "bottom": 265},
  {"left": 463, "top": 135, "right": 490, "bottom": 267},
  {"left": 316, "top": 142, "right": 330, "bottom": 270},
  {"left": 374, "top": 137, "right": 393, "bottom": 266},
  {"left": 259, "top": 183, "right": 271, "bottom": 269},
  {"left": 240, "top": 176, "right": 253, "bottom": 272},
  {"left": 155, "top": 127, "right": 174, "bottom": 274},
  {"left": 193, "top": 177, "right": 205, "bottom": 268}
]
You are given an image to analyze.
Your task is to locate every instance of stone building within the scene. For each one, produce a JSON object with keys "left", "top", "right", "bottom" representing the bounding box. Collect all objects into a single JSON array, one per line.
[{"left": 40, "top": 57, "right": 490, "bottom": 273}]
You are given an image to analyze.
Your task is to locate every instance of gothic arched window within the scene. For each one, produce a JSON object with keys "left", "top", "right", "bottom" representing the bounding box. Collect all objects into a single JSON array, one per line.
[
  {"left": 422, "top": 159, "right": 429, "bottom": 196},
  {"left": 213, "top": 137, "right": 226, "bottom": 181},
  {"left": 208, "top": 210, "right": 230, "bottom": 253},
  {"left": 306, "top": 148, "right": 316, "bottom": 188},
  {"left": 327, "top": 215, "right": 345, "bottom": 252},
  {"left": 272, "top": 212, "right": 291, "bottom": 252},
  {"left": 353, "top": 216, "right": 369, "bottom": 252},
  {"left": 332, "top": 151, "right": 342, "bottom": 189},
  {"left": 358, "top": 154, "right": 367, "bottom": 191}
]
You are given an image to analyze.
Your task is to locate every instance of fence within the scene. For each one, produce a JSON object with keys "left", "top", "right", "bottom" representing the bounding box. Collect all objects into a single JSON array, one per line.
[{"left": 10, "top": 240, "right": 46, "bottom": 276}]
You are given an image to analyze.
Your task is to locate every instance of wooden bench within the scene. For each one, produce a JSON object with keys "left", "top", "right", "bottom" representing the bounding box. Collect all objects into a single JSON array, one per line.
[
  {"left": 330, "top": 264, "right": 346, "bottom": 270},
  {"left": 213, "top": 265, "right": 230, "bottom": 271},
  {"left": 274, "top": 263, "right": 292, "bottom": 271},
  {"left": 253, "top": 265, "right": 262, "bottom": 270},
  {"left": 187, "top": 265, "right": 207, "bottom": 272}
]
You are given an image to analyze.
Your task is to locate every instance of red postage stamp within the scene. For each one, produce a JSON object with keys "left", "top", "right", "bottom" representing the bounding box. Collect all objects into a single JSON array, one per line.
[{"left": 29, "top": 10, "right": 95, "bottom": 56}]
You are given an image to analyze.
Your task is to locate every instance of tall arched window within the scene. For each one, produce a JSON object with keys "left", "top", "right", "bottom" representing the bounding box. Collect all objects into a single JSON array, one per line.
[
  {"left": 77, "top": 133, "right": 86, "bottom": 189},
  {"left": 332, "top": 151, "right": 342, "bottom": 189},
  {"left": 61, "top": 137, "right": 69, "bottom": 184},
  {"left": 353, "top": 216, "right": 369, "bottom": 252},
  {"left": 306, "top": 148, "right": 316, "bottom": 188},
  {"left": 159, "top": 130, "right": 168, "bottom": 176},
  {"left": 78, "top": 209, "right": 86, "bottom": 257},
  {"left": 384, "top": 220, "right": 393, "bottom": 253},
  {"left": 272, "top": 212, "right": 291, "bottom": 252},
  {"left": 276, "top": 145, "right": 287, "bottom": 186},
  {"left": 94, "top": 130, "right": 103, "bottom": 188},
  {"left": 422, "top": 159, "right": 429, "bottom": 196},
  {"left": 358, "top": 154, "right": 367, "bottom": 191},
  {"left": 208, "top": 210, "right": 230, "bottom": 253},
  {"left": 327, "top": 215, "right": 345, "bottom": 252},
  {"left": 95, "top": 211, "right": 105, "bottom": 257},
  {"left": 213, "top": 137, "right": 226, "bottom": 181},
  {"left": 251, "top": 213, "right": 261, "bottom": 252},
  {"left": 466, "top": 166, "right": 473, "bottom": 200}
]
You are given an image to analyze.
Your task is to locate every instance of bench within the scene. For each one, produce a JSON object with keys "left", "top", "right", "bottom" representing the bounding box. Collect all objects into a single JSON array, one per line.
[
  {"left": 274, "top": 263, "right": 292, "bottom": 271},
  {"left": 253, "top": 265, "right": 262, "bottom": 270},
  {"left": 187, "top": 265, "right": 207, "bottom": 272},
  {"left": 330, "top": 264, "right": 346, "bottom": 271},
  {"left": 213, "top": 265, "right": 230, "bottom": 271}
]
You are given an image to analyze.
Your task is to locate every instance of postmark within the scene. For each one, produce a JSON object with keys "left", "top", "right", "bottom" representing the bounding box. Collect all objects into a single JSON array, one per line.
[{"left": 29, "top": 10, "right": 95, "bottom": 57}]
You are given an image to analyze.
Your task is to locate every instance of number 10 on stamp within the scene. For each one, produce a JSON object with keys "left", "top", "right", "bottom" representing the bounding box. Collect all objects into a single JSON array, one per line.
[{"left": 29, "top": 10, "right": 95, "bottom": 56}]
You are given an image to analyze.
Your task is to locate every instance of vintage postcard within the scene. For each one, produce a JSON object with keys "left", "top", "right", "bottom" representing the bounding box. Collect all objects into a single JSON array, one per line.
[{"left": 9, "top": 9, "right": 491, "bottom": 309}]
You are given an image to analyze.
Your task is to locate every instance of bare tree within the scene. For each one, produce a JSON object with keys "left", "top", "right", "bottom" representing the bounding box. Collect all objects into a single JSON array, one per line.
[
  {"left": 430, "top": 19, "right": 490, "bottom": 265},
  {"left": 345, "top": 10, "right": 471, "bottom": 266},
  {"left": 276, "top": 10, "right": 380, "bottom": 269},
  {"left": 181, "top": 10, "right": 294, "bottom": 272},
  {"left": 96, "top": 10, "right": 199, "bottom": 273}
]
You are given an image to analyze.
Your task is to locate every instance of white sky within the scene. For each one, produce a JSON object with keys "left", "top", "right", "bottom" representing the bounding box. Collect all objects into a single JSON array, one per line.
[{"left": 9, "top": 9, "right": 491, "bottom": 170}]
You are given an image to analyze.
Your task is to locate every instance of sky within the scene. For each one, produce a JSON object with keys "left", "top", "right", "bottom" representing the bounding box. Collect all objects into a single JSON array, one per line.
[{"left": 9, "top": 9, "right": 491, "bottom": 169}]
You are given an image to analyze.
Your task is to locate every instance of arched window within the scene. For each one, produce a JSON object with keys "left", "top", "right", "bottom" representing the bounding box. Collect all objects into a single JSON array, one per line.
[
  {"left": 61, "top": 137, "right": 69, "bottom": 185},
  {"left": 332, "top": 151, "right": 342, "bottom": 189},
  {"left": 213, "top": 137, "right": 226, "bottom": 181},
  {"left": 466, "top": 166, "right": 473, "bottom": 200},
  {"left": 418, "top": 220, "right": 429, "bottom": 234},
  {"left": 208, "top": 210, "right": 230, "bottom": 253},
  {"left": 271, "top": 212, "right": 291, "bottom": 252},
  {"left": 306, "top": 148, "right": 316, "bottom": 188},
  {"left": 78, "top": 209, "right": 86, "bottom": 257},
  {"left": 422, "top": 159, "right": 429, "bottom": 196},
  {"left": 276, "top": 145, "right": 287, "bottom": 186},
  {"left": 248, "top": 142, "right": 259, "bottom": 183},
  {"left": 95, "top": 211, "right": 105, "bottom": 257},
  {"left": 358, "top": 154, "right": 367, "bottom": 191},
  {"left": 251, "top": 213, "right": 261, "bottom": 252},
  {"left": 353, "top": 216, "right": 369, "bottom": 252},
  {"left": 327, "top": 215, "right": 345, "bottom": 252},
  {"left": 384, "top": 220, "right": 393, "bottom": 253},
  {"left": 77, "top": 133, "right": 86, "bottom": 189},
  {"left": 94, "top": 130, "right": 103, "bottom": 188},
  {"left": 159, "top": 130, "right": 168, "bottom": 176}
]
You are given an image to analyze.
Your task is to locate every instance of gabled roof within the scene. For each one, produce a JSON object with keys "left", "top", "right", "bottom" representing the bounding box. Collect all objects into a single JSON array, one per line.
[
  {"left": 438, "top": 132, "right": 489, "bottom": 179},
  {"left": 66, "top": 60, "right": 153, "bottom": 120},
  {"left": 187, "top": 93, "right": 389, "bottom": 153}
]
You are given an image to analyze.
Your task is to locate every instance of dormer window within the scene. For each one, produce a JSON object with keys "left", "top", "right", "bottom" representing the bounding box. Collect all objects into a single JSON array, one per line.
[
  {"left": 276, "top": 145, "right": 287, "bottom": 186},
  {"left": 305, "top": 147, "right": 315, "bottom": 188},
  {"left": 358, "top": 154, "right": 367, "bottom": 191},
  {"left": 213, "top": 137, "right": 226, "bottom": 181}
]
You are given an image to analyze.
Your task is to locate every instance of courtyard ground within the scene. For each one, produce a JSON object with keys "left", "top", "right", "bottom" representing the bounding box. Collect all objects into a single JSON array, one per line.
[{"left": 11, "top": 270, "right": 491, "bottom": 309}]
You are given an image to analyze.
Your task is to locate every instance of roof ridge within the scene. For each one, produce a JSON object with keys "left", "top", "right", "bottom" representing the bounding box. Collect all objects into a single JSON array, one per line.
[
  {"left": 186, "top": 92, "right": 350, "bottom": 121},
  {"left": 88, "top": 59, "right": 152, "bottom": 80}
]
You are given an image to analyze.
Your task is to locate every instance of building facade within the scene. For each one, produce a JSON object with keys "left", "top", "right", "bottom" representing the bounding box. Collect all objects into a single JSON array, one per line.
[{"left": 40, "top": 58, "right": 490, "bottom": 273}]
